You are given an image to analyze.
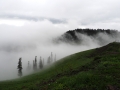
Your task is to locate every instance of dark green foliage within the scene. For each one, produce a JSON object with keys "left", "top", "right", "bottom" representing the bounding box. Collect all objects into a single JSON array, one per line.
[
  {"left": 17, "top": 58, "right": 22, "bottom": 77},
  {"left": 1, "top": 42, "right": 120, "bottom": 90}
]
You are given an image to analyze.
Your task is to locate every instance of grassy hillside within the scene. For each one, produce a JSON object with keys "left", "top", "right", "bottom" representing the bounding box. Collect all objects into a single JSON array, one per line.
[{"left": 0, "top": 42, "right": 120, "bottom": 90}]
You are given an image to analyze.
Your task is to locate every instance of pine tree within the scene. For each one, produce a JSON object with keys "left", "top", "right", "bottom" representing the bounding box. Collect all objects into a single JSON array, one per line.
[
  {"left": 39, "top": 57, "right": 43, "bottom": 69},
  {"left": 34, "top": 56, "right": 37, "bottom": 70},
  {"left": 17, "top": 57, "right": 23, "bottom": 77}
]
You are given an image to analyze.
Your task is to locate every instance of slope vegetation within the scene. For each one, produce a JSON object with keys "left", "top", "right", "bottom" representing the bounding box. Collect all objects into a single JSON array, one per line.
[{"left": 0, "top": 42, "right": 120, "bottom": 90}]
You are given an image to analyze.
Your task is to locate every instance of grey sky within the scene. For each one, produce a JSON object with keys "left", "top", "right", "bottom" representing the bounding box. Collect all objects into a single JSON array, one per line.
[{"left": 0, "top": 0, "right": 120, "bottom": 29}]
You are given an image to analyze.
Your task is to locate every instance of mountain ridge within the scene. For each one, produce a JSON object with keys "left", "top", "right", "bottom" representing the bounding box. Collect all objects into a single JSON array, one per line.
[{"left": 55, "top": 28, "right": 119, "bottom": 45}]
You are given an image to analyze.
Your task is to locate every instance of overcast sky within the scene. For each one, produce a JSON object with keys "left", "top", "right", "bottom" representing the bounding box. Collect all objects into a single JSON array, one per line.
[
  {"left": 1, "top": 0, "right": 120, "bottom": 80},
  {"left": 0, "top": 0, "right": 120, "bottom": 30}
]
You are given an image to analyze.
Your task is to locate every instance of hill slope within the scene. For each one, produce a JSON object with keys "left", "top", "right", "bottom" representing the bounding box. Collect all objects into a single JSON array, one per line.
[{"left": 0, "top": 42, "right": 120, "bottom": 90}]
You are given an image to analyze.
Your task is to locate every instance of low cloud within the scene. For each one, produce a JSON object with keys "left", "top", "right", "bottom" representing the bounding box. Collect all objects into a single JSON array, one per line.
[{"left": 0, "top": 14, "right": 67, "bottom": 24}]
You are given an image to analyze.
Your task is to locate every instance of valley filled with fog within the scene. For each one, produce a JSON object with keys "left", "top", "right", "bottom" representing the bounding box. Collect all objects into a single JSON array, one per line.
[{"left": 0, "top": 23, "right": 120, "bottom": 81}]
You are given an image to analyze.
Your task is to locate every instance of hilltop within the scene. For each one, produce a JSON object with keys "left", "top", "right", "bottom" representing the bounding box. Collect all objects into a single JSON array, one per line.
[
  {"left": 54, "top": 28, "right": 119, "bottom": 45},
  {"left": 0, "top": 42, "right": 120, "bottom": 90}
]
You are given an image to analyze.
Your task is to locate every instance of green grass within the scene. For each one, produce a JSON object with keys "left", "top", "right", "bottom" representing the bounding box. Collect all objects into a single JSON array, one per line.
[{"left": 0, "top": 42, "right": 120, "bottom": 90}]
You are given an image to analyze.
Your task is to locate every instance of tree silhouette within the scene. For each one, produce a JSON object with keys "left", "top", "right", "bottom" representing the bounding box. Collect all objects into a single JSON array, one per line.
[
  {"left": 17, "top": 57, "right": 23, "bottom": 77},
  {"left": 39, "top": 57, "right": 43, "bottom": 69},
  {"left": 34, "top": 56, "right": 37, "bottom": 70}
]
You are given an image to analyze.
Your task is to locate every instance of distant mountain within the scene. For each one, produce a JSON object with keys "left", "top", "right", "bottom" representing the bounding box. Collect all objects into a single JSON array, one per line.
[{"left": 54, "top": 28, "right": 120, "bottom": 45}]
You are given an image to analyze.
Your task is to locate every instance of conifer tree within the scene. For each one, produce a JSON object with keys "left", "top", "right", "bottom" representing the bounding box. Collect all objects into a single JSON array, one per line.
[
  {"left": 34, "top": 56, "right": 37, "bottom": 70},
  {"left": 17, "top": 57, "right": 23, "bottom": 77},
  {"left": 39, "top": 57, "right": 43, "bottom": 69}
]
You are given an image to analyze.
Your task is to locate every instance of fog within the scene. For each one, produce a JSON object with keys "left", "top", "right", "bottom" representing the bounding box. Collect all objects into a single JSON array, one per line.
[{"left": 0, "top": 20, "right": 120, "bottom": 81}]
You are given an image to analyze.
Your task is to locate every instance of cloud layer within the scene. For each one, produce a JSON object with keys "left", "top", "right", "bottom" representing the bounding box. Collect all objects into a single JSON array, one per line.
[{"left": 0, "top": 0, "right": 120, "bottom": 29}]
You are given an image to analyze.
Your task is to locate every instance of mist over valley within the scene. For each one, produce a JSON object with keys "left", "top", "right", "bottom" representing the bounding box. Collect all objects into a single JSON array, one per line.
[{"left": 0, "top": 26, "right": 120, "bottom": 80}]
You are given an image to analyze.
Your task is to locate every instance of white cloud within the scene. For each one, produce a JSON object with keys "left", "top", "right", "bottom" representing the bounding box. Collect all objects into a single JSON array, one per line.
[
  {"left": 0, "top": 19, "right": 26, "bottom": 26},
  {"left": 0, "top": 0, "right": 120, "bottom": 29}
]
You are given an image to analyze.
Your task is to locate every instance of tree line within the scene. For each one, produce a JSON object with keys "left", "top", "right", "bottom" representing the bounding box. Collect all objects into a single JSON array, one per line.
[
  {"left": 58, "top": 28, "right": 118, "bottom": 43},
  {"left": 17, "top": 52, "right": 56, "bottom": 77}
]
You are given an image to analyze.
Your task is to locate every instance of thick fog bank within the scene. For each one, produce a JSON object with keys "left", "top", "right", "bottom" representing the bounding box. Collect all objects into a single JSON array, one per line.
[{"left": 0, "top": 23, "right": 119, "bottom": 80}]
